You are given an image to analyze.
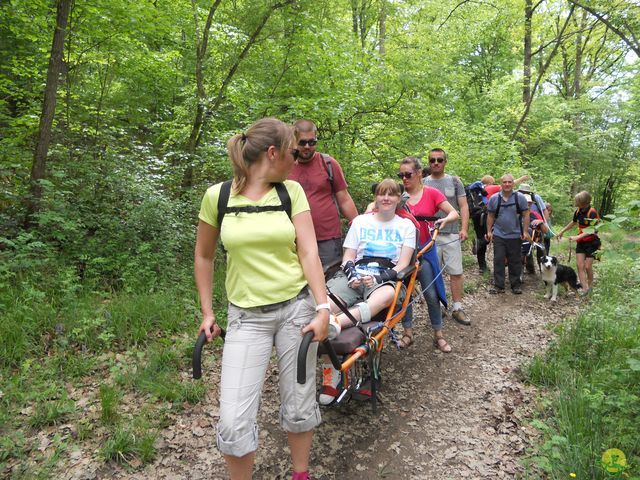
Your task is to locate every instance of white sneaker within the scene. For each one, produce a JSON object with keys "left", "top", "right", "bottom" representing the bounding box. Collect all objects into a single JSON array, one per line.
[
  {"left": 328, "top": 314, "right": 341, "bottom": 340},
  {"left": 319, "top": 365, "right": 341, "bottom": 405}
]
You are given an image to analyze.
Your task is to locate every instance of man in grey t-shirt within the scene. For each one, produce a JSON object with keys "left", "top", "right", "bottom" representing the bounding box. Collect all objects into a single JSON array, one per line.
[
  {"left": 485, "top": 174, "right": 531, "bottom": 294},
  {"left": 423, "top": 148, "right": 470, "bottom": 325}
]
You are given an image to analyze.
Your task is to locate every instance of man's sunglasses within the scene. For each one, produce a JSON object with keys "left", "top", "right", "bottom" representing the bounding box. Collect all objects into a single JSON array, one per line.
[
  {"left": 397, "top": 172, "right": 415, "bottom": 179},
  {"left": 297, "top": 139, "right": 318, "bottom": 147},
  {"left": 429, "top": 157, "right": 445, "bottom": 164}
]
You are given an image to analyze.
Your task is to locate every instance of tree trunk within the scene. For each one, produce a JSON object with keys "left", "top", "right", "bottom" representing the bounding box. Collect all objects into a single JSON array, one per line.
[
  {"left": 186, "top": 0, "right": 222, "bottom": 156},
  {"left": 25, "top": 0, "right": 73, "bottom": 228},
  {"left": 351, "top": 0, "right": 359, "bottom": 35},
  {"left": 599, "top": 174, "right": 616, "bottom": 216},
  {"left": 523, "top": 0, "right": 532, "bottom": 104},
  {"left": 378, "top": 0, "right": 386, "bottom": 58},
  {"left": 511, "top": 5, "right": 575, "bottom": 142},
  {"left": 182, "top": 1, "right": 293, "bottom": 189},
  {"left": 192, "top": 1, "right": 293, "bottom": 150},
  {"left": 182, "top": 0, "right": 222, "bottom": 190},
  {"left": 573, "top": 10, "right": 586, "bottom": 98}
]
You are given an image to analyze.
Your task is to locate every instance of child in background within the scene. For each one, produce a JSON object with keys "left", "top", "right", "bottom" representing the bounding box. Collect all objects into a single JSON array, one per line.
[{"left": 557, "top": 191, "right": 601, "bottom": 294}]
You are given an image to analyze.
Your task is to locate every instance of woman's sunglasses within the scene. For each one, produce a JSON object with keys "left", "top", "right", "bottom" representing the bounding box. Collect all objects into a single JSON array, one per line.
[{"left": 397, "top": 171, "right": 415, "bottom": 179}]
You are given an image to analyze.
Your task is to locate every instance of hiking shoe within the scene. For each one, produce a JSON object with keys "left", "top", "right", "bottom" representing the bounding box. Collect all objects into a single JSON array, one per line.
[
  {"left": 319, "top": 365, "right": 341, "bottom": 405},
  {"left": 512, "top": 287, "right": 523, "bottom": 294},
  {"left": 489, "top": 288, "right": 505, "bottom": 294},
  {"left": 451, "top": 309, "right": 471, "bottom": 326}
]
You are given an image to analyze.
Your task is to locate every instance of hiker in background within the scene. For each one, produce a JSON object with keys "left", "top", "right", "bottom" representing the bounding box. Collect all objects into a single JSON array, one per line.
[
  {"left": 398, "top": 157, "right": 458, "bottom": 352},
  {"left": 522, "top": 193, "right": 549, "bottom": 274},
  {"left": 423, "top": 148, "right": 470, "bottom": 326},
  {"left": 482, "top": 174, "right": 530, "bottom": 200},
  {"left": 465, "top": 180, "right": 490, "bottom": 273},
  {"left": 288, "top": 119, "right": 358, "bottom": 269},
  {"left": 517, "top": 183, "right": 549, "bottom": 220},
  {"left": 195, "top": 117, "right": 329, "bottom": 480},
  {"left": 485, "top": 174, "right": 531, "bottom": 295},
  {"left": 557, "top": 191, "right": 601, "bottom": 294}
]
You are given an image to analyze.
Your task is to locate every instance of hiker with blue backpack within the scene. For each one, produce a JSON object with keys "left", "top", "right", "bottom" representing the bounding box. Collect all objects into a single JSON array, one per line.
[
  {"left": 194, "top": 117, "right": 329, "bottom": 480},
  {"left": 485, "top": 174, "right": 531, "bottom": 295},
  {"left": 465, "top": 179, "right": 490, "bottom": 273}
]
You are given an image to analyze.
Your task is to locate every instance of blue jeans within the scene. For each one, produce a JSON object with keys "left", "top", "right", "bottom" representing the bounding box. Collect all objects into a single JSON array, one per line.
[{"left": 402, "top": 258, "right": 443, "bottom": 331}]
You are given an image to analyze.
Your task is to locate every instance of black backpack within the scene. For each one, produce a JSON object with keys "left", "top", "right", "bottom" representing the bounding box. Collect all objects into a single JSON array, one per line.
[
  {"left": 465, "top": 184, "right": 488, "bottom": 218},
  {"left": 216, "top": 180, "right": 292, "bottom": 251}
]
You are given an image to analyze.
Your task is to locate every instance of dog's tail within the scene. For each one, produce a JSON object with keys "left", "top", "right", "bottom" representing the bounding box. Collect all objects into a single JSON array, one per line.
[{"left": 570, "top": 277, "right": 582, "bottom": 291}]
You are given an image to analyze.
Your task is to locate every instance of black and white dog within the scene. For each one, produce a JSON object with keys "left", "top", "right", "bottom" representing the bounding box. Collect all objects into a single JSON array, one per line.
[{"left": 540, "top": 255, "right": 582, "bottom": 301}]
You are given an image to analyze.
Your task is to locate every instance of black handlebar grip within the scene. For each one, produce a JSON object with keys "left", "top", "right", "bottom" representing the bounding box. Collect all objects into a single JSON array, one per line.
[
  {"left": 193, "top": 331, "right": 207, "bottom": 380},
  {"left": 192, "top": 328, "right": 226, "bottom": 380},
  {"left": 296, "top": 331, "right": 343, "bottom": 384},
  {"left": 297, "top": 331, "right": 315, "bottom": 384}
]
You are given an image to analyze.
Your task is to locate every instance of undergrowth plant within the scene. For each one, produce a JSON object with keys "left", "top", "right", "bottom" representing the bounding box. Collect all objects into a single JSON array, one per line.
[{"left": 525, "top": 200, "right": 640, "bottom": 479}]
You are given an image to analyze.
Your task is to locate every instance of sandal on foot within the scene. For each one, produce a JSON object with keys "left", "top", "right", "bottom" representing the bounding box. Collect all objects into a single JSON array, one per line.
[
  {"left": 434, "top": 337, "right": 452, "bottom": 353},
  {"left": 398, "top": 334, "right": 414, "bottom": 349}
]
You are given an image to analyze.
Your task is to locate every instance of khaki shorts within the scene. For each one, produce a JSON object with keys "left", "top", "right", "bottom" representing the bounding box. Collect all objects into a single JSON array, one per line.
[
  {"left": 435, "top": 233, "right": 464, "bottom": 275},
  {"left": 327, "top": 270, "right": 405, "bottom": 309},
  {"left": 216, "top": 293, "right": 321, "bottom": 457}
]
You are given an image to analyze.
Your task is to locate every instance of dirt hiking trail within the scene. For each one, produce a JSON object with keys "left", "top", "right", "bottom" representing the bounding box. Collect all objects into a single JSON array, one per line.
[{"left": 68, "top": 268, "right": 579, "bottom": 480}]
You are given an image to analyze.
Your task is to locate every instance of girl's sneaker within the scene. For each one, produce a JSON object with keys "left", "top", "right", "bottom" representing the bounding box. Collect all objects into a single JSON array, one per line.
[{"left": 319, "top": 365, "right": 341, "bottom": 405}]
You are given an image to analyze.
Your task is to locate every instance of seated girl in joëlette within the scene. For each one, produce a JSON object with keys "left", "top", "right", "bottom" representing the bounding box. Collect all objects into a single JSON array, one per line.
[{"left": 319, "top": 179, "right": 416, "bottom": 405}]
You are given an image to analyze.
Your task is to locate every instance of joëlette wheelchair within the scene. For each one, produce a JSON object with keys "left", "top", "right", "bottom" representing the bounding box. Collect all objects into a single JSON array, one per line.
[
  {"left": 296, "top": 224, "right": 441, "bottom": 414},
  {"left": 192, "top": 221, "right": 442, "bottom": 415}
]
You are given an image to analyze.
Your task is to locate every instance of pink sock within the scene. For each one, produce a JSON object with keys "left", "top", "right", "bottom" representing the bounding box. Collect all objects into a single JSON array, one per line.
[{"left": 292, "top": 471, "right": 309, "bottom": 480}]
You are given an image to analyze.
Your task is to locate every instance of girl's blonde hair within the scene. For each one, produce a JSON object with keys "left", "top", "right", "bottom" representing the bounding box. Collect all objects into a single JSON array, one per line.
[
  {"left": 574, "top": 191, "right": 592, "bottom": 207},
  {"left": 375, "top": 179, "right": 401, "bottom": 197},
  {"left": 227, "top": 117, "right": 294, "bottom": 193}
]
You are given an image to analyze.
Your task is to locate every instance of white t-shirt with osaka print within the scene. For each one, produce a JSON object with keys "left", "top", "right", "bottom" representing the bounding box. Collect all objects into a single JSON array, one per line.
[{"left": 344, "top": 213, "right": 416, "bottom": 275}]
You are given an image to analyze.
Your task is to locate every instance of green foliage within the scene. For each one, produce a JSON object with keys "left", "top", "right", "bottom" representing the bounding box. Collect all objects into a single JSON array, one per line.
[
  {"left": 0, "top": 432, "right": 26, "bottom": 463},
  {"left": 29, "top": 399, "right": 75, "bottom": 429},
  {"left": 125, "top": 341, "right": 206, "bottom": 404},
  {"left": 525, "top": 220, "right": 640, "bottom": 479},
  {"left": 99, "top": 384, "right": 121, "bottom": 425},
  {"left": 101, "top": 425, "right": 157, "bottom": 465},
  {"left": 0, "top": 0, "right": 638, "bottom": 475}
]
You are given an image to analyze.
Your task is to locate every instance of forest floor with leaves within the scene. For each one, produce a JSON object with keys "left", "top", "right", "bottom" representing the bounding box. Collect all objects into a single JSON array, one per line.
[{"left": 23, "top": 264, "right": 582, "bottom": 480}]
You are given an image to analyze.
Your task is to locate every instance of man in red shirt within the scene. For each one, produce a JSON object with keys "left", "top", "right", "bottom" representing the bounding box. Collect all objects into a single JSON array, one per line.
[
  {"left": 482, "top": 174, "right": 530, "bottom": 199},
  {"left": 288, "top": 119, "right": 358, "bottom": 268}
]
